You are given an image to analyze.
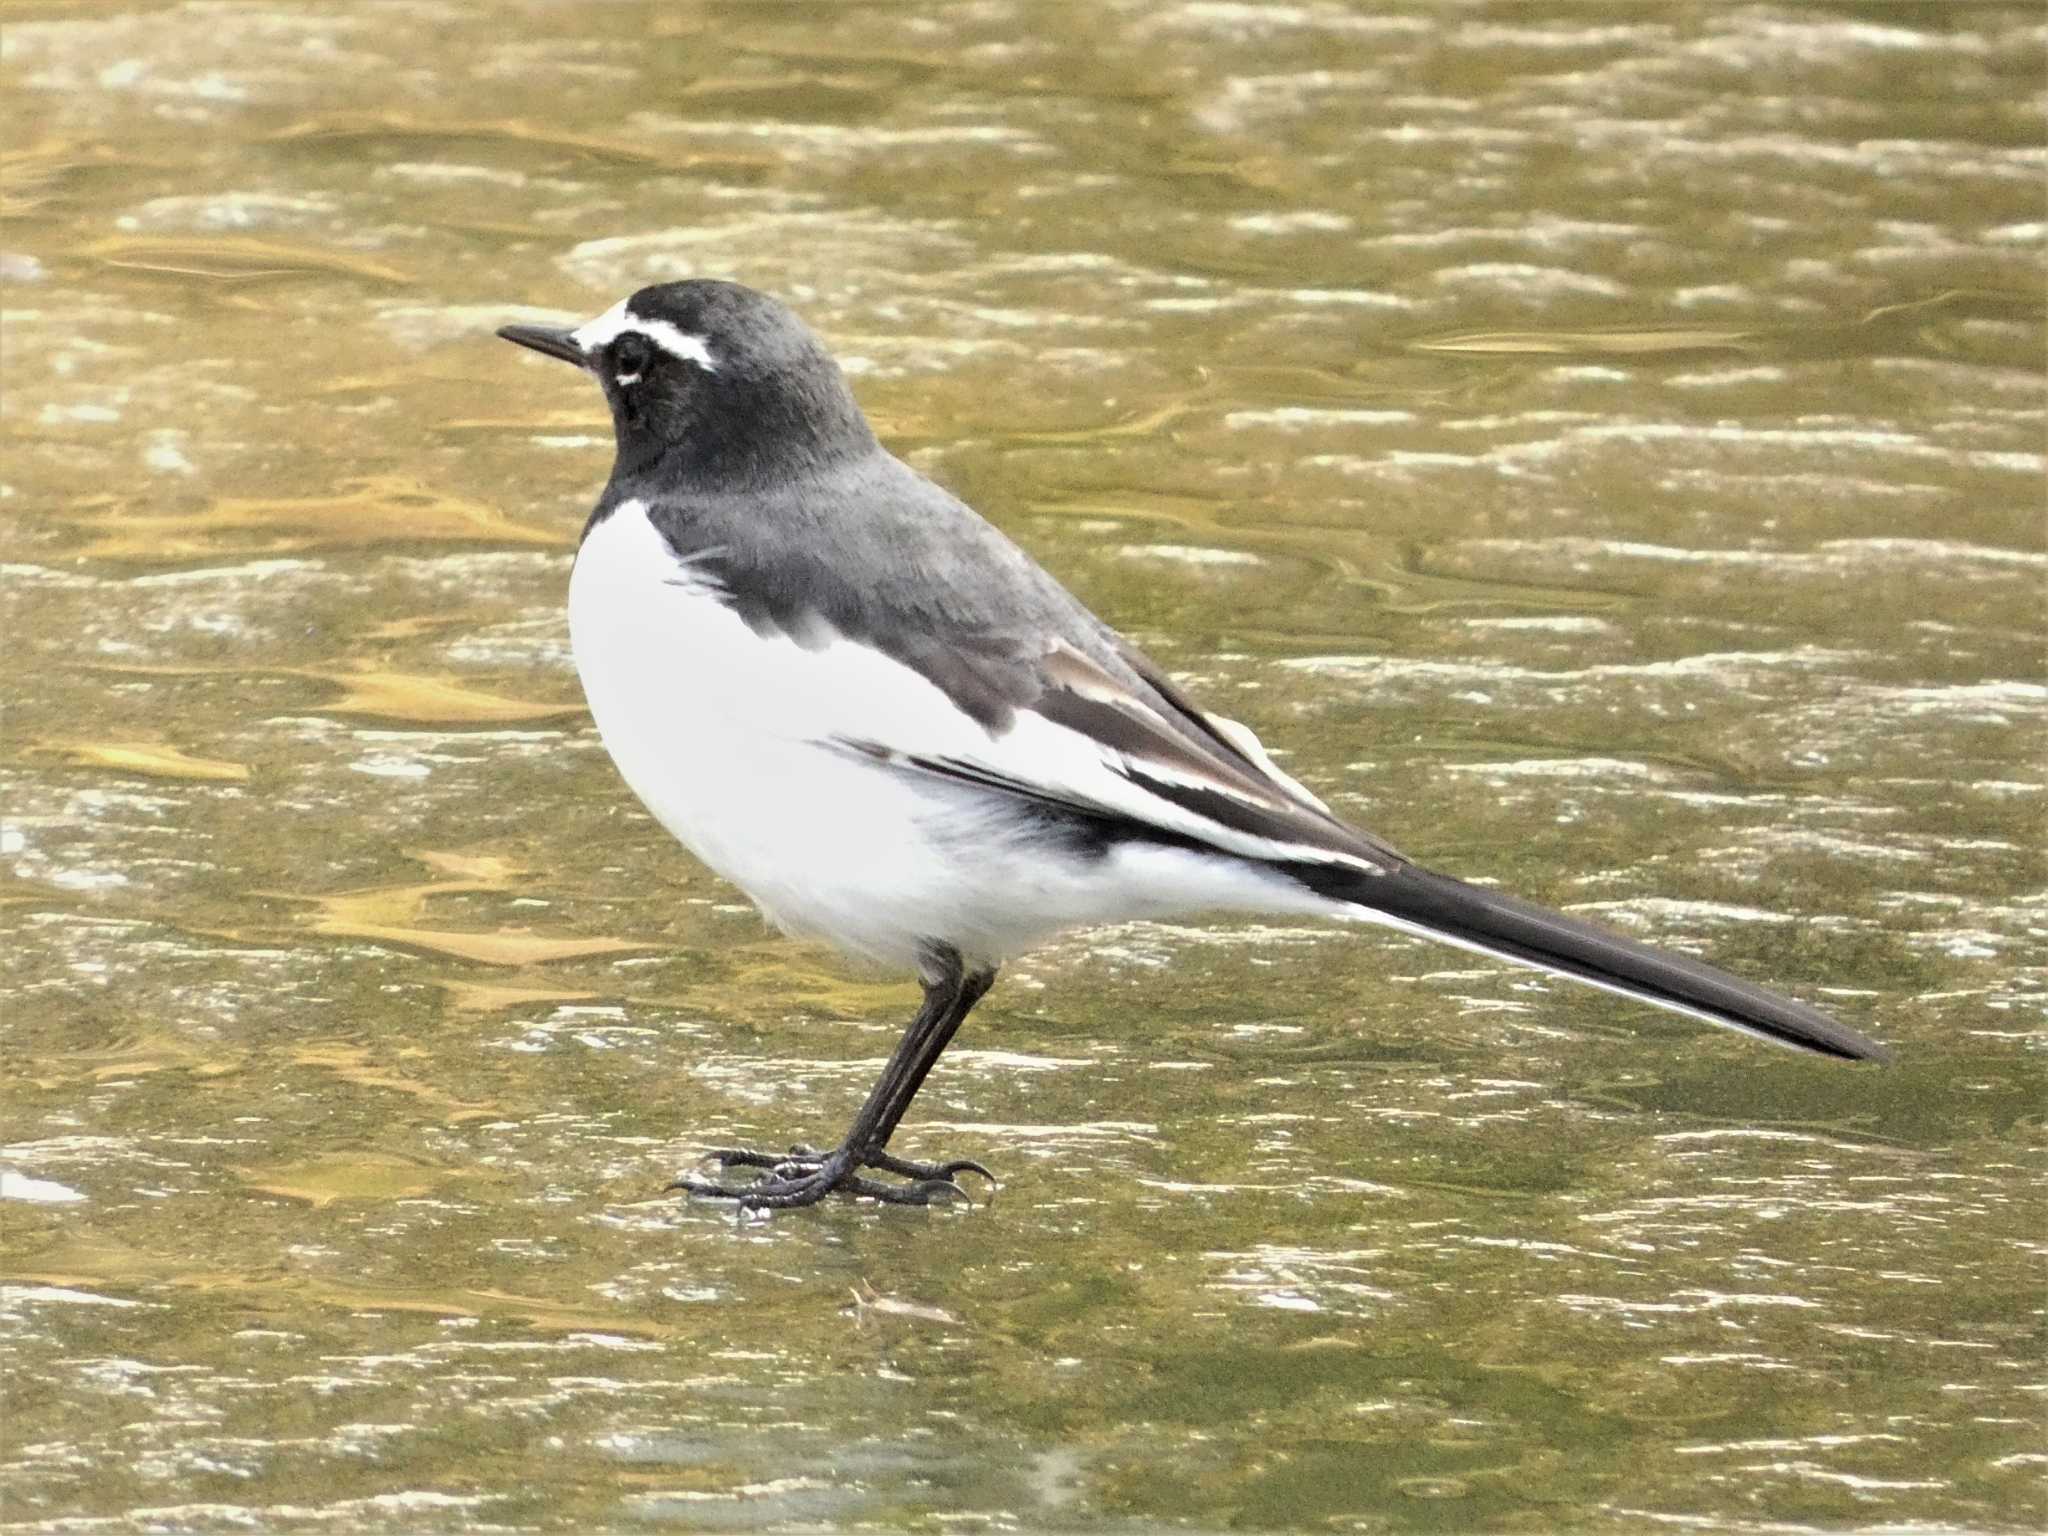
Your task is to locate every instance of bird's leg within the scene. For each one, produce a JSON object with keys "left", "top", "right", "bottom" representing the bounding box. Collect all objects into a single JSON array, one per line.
[
  {"left": 673, "top": 947, "right": 998, "bottom": 1209},
  {"left": 855, "top": 964, "right": 997, "bottom": 1185}
]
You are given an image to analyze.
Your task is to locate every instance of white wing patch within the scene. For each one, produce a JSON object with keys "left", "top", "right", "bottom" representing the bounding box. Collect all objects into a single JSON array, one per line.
[
  {"left": 572, "top": 299, "right": 719, "bottom": 372},
  {"left": 1203, "top": 711, "right": 1333, "bottom": 816},
  {"left": 825, "top": 637, "right": 1390, "bottom": 877}
]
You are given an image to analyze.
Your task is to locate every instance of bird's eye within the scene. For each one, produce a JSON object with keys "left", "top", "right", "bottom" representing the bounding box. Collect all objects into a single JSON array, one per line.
[{"left": 613, "top": 335, "right": 651, "bottom": 379}]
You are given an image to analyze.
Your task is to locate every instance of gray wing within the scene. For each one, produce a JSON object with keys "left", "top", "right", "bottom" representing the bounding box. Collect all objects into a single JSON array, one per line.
[{"left": 633, "top": 450, "right": 1405, "bottom": 875}]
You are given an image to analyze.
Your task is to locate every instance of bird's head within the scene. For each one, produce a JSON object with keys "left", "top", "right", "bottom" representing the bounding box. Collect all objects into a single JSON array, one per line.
[{"left": 498, "top": 279, "right": 874, "bottom": 485}]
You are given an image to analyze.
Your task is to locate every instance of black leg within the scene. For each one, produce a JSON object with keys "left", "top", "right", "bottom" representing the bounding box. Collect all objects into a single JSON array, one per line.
[
  {"left": 672, "top": 946, "right": 1000, "bottom": 1209},
  {"left": 859, "top": 964, "right": 997, "bottom": 1183}
]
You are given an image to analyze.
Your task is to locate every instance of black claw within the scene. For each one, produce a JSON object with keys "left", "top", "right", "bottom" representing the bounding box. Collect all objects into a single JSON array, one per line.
[
  {"left": 837, "top": 1173, "right": 966, "bottom": 1205},
  {"left": 706, "top": 1148, "right": 787, "bottom": 1171},
  {"left": 671, "top": 1140, "right": 996, "bottom": 1209},
  {"left": 863, "top": 1149, "right": 999, "bottom": 1188},
  {"left": 674, "top": 1166, "right": 840, "bottom": 1208},
  {"left": 667, "top": 1173, "right": 754, "bottom": 1200},
  {"left": 705, "top": 1144, "right": 832, "bottom": 1171}
]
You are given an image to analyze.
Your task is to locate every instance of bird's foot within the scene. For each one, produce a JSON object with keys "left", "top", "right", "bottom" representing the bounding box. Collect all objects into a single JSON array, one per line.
[{"left": 669, "top": 1141, "right": 997, "bottom": 1209}]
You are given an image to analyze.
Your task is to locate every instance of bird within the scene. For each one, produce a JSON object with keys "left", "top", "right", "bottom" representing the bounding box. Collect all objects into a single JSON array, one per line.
[{"left": 496, "top": 279, "right": 1887, "bottom": 1210}]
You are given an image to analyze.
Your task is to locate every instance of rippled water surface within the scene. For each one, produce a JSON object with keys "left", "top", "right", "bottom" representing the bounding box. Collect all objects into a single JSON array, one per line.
[{"left": 4, "top": 3, "right": 2045, "bottom": 1531}]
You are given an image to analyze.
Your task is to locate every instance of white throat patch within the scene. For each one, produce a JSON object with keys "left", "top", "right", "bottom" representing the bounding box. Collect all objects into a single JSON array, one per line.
[{"left": 571, "top": 299, "right": 719, "bottom": 372}]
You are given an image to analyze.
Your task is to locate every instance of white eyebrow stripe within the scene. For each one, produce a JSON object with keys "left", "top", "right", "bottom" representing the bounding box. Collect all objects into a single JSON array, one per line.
[
  {"left": 571, "top": 300, "right": 718, "bottom": 372},
  {"left": 569, "top": 299, "right": 631, "bottom": 352}
]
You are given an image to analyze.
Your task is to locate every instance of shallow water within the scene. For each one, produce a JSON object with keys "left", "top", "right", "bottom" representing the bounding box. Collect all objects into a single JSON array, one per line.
[{"left": 3, "top": 3, "right": 2044, "bottom": 1532}]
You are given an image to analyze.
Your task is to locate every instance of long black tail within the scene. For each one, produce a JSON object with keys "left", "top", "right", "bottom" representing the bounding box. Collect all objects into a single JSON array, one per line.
[{"left": 1296, "top": 861, "right": 1887, "bottom": 1061}]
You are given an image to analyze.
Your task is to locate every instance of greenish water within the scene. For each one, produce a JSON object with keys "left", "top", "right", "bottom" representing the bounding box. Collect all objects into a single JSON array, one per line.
[{"left": 3, "top": 3, "right": 2043, "bottom": 1531}]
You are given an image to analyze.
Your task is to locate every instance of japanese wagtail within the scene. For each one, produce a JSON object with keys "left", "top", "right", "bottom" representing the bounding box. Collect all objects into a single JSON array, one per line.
[{"left": 497, "top": 280, "right": 1885, "bottom": 1210}]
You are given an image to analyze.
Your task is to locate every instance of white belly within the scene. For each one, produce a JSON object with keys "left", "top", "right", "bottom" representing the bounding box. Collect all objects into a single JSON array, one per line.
[{"left": 567, "top": 501, "right": 1322, "bottom": 969}]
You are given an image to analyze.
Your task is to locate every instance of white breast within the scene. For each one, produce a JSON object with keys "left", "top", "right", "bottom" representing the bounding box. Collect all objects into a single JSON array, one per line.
[{"left": 567, "top": 502, "right": 992, "bottom": 966}]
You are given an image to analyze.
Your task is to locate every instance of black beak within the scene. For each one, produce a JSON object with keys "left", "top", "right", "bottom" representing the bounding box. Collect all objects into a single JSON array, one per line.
[{"left": 496, "top": 323, "right": 586, "bottom": 368}]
